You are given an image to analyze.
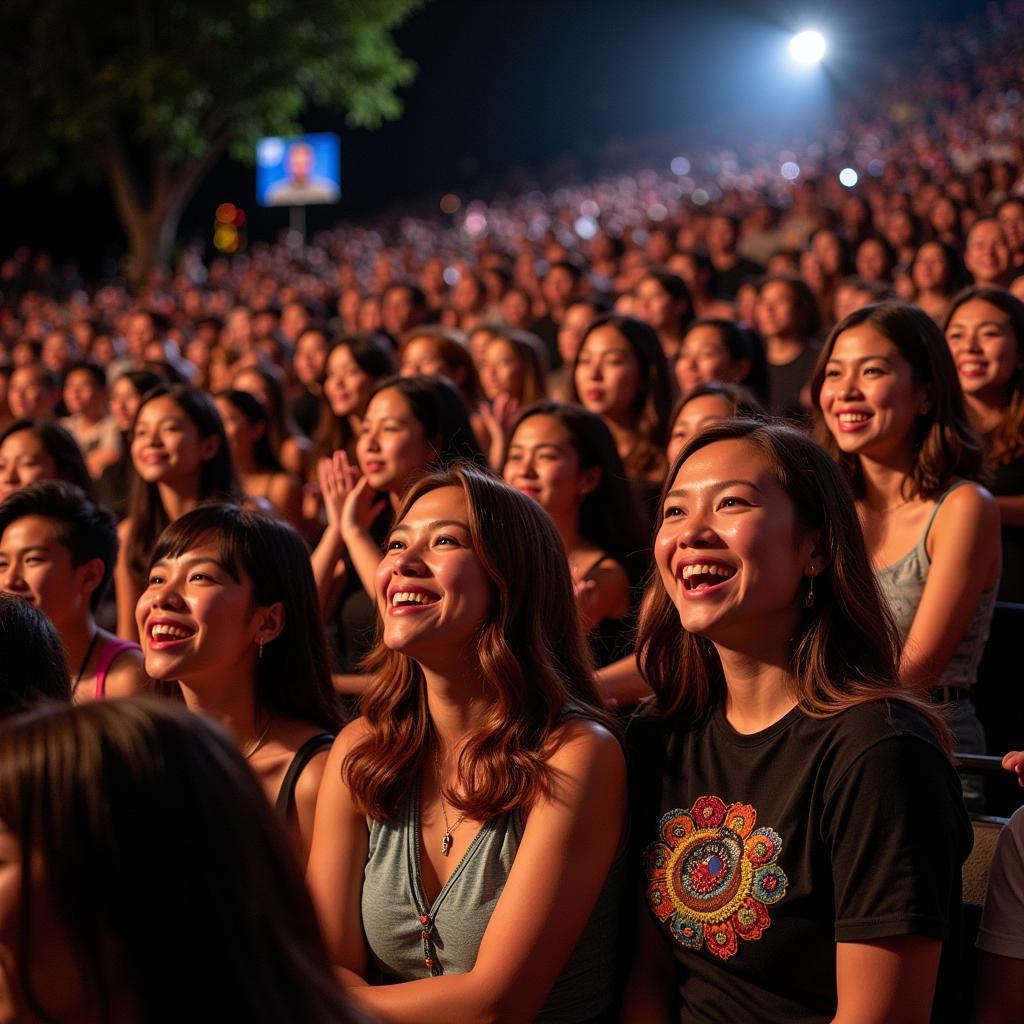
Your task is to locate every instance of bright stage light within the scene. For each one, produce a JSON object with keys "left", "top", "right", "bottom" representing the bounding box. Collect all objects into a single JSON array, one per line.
[{"left": 789, "top": 30, "right": 826, "bottom": 65}]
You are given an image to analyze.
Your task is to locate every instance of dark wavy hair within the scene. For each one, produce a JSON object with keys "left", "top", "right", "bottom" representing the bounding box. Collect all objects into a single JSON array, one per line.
[
  {"left": 125, "top": 386, "right": 242, "bottom": 588},
  {"left": 636, "top": 419, "right": 951, "bottom": 752},
  {"left": 148, "top": 504, "right": 342, "bottom": 733},
  {"left": 570, "top": 314, "right": 674, "bottom": 481},
  {"left": 943, "top": 286, "right": 1024, "bottom": 465},
  {"left": 344, "top": 463, "right": 614, "bottom": 821},
  {"left": 398, "top": 325, "right": 481, "bottom": 406},
  {"left": 0, "top": 419, "right": 94, "bottom": 499},
  {"left": 810, "top": 301, "right": 985, "bottom": 500},
  {"left": 0, "top": 594, "right": 71, "bottom": 713},
  {"left": 0, "top": 699, "right": 359, "bottom": 1023}
]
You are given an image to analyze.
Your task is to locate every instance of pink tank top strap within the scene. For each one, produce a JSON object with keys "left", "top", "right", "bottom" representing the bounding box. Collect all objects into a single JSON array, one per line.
[{"left": 93, "top": 637, "right": 142, "bottom": 699}]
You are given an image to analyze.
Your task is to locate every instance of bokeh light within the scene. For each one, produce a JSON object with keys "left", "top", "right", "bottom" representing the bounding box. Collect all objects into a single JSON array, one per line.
[
  {"left": 839, "top": 167, "right": 859, "bottom": 187},
  {"left": 781, "top": 161, "right": 801, "bottom": 180},
  {"left": 670, "top": 156, "right": 691, "bottom": 176},
  {"left": 439, "top": 193, "right": 461, "bottom": 214}
]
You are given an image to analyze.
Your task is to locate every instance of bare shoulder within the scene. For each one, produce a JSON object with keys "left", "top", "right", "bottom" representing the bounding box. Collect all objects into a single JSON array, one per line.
[
  {"left": 546, "top": 717, "right": 625, "bottom": 775},
  {"left": 331, "top": 715, "right": 373, "bottom": 759},
  {"left": 934, "top": 480, "right": 1000, "bottom": 533},
  {"left": 293, "top": 746, "right": 331, "bottom": 805},
  {"left": 116, "top": 516, "right": 133, "bottom": 542},
  {"left": 102, "top": 646, "right": 147, "bottom": 698}
]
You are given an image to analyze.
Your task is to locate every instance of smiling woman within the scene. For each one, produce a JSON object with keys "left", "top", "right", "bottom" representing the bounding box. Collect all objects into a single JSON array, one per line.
[
  {"left": 136, "top": 504, "right": 343, "bottom": 862},
  {"left": 812, "top": 302, "right": 999, "bottom": 792},
  {"left": 307, "top": 464, "right": 627, "bottom": 1023},
  {"left": 624, "top": 420, "right": 971, "bottom": 1023}
]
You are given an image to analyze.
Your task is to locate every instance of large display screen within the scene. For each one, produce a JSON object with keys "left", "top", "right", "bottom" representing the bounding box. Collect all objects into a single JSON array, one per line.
[{"left": 256, "top": 133, "right": 340, "bottom": 207}]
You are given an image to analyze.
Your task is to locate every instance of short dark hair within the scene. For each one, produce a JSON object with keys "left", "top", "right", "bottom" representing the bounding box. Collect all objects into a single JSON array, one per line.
[{"left": 0, "top": 481, "right": 118, "bottom": 611}]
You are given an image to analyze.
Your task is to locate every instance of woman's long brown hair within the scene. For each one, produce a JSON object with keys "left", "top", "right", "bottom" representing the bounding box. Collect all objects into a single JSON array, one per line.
[
  {"left": 636, "top": 419, "right": 953, "bottom": 754},
  {"left": 343, "top": 463, "right": 615, "bottom": 822}
]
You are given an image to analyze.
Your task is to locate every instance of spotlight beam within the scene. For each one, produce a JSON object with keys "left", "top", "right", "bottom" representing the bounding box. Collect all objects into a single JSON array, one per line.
[{"left": 790, "top": 30, "right": 826, "bottom": 65}]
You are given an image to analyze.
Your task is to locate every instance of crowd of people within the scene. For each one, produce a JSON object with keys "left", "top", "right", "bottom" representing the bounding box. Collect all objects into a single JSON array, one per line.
[{"left": 2, "top": 2, "right": 1024, "bottom": 1022}]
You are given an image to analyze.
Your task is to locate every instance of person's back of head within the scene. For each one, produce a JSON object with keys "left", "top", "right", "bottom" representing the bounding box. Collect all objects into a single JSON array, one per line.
[
  {"left": 0, "top": 698, "right": 359, "bottom": 1023},
  {"left": 0, "top": 593, "right": 71, "bottom": 715}
]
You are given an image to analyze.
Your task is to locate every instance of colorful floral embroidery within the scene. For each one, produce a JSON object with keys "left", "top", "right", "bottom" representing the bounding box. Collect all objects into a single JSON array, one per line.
[{"left": 644, "top": 795, "right": 788, "bottom": 960}]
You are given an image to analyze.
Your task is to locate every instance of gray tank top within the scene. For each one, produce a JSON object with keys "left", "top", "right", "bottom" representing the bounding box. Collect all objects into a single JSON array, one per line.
[
  {"left": 361, "top": 785, "right": 624, "bottom": 1023},
  {"left": 874, "top": 480, "right": 997, "bottom": 691}
]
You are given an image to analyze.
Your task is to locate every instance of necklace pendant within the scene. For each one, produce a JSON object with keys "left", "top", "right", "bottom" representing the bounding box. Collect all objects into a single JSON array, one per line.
[{"left": 441, "top": 831, "right": 452, "bottom": 857}]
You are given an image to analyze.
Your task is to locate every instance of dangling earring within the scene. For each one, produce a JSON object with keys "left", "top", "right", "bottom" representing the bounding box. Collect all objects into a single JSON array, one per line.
[
  {"left": 257, "top": 637, "right": 265, "bottom": 659},
  {"left": 805, "top": 571, "right": 816, "bottom": 608}
]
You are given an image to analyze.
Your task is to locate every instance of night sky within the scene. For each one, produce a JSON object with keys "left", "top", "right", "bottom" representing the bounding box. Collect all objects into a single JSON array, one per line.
[{"left": 1, "top": 0, "right": 992, "bottom": 272}]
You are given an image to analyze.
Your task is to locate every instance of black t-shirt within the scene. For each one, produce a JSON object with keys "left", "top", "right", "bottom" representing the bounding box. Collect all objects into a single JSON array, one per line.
[
  {"left": 712, "top": 257, "right": 763, "bottom": 300},
  {"left": 630, "top": 700, "right": 971, "bottom": 1023}
]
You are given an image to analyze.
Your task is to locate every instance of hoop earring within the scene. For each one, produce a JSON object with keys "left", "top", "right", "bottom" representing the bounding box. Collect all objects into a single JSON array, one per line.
[{"left": 805, "top": 573, "right": 815, "bottom": 609}]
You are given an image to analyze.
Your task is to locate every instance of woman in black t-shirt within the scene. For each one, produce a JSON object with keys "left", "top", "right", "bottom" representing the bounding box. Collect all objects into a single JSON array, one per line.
[{"left": 624, "top": 419, "right": 970, "bottom": 1024}]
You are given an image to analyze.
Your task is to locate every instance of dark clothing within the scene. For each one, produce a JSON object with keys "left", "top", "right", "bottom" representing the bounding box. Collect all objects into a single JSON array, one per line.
[
  {"left": 992, "top": 456, "right": 1024, "bottom": 602},
  {"left": 291, "top": 388, "right": 321, "bottom": 439},
  {"left": 630, "top": 700, "right": 971, "bottom": 1024},
  {"left": 766, "top": 344, "right": 820, "bottom": 422},
  {"left": 711, "top": 257, "right": 763, "bottom": 300},
  {"left": 529, "top": 314, "right": 562, "bottom": 370}
]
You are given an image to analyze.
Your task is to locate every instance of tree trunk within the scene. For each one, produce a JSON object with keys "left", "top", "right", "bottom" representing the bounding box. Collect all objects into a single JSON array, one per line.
[{"left": 100, "top": 134, "right": 230, "bottom": 291}]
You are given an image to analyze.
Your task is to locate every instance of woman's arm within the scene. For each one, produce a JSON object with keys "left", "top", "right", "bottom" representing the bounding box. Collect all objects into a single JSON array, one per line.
[
  {"left": 596, "top": 654, "right": 653, "bottom": 709},
  {"left": 291, "top": 747, "right": 330, "bottom": 866},
  {"left": 114, "top": 517, "right": 141, "bottom": 642},
  {"left": 306, "top": 719, "right": 373, "bottom": 977},
  {"left": 974, "top": 952, "right": 1024, "bottom": 1024},
  {"left": 901, "top": 483, "right": 1001, "bottom": 694},
  {"left": 347, "top": 721, "right": 627, "bottom": 1024},
  {"left": 834, "top": 937, "right": 942, "bottom": 1024}
]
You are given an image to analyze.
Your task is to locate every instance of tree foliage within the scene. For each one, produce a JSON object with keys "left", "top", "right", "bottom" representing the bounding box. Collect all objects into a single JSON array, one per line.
[{"left": 0, "top": 0, "right": 423, "bottom": 281}]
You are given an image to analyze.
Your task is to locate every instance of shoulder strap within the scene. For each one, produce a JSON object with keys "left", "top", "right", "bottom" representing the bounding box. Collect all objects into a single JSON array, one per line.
[
  {"left": 921, "top": 479, "right": 971, "bottom": 552},
  {"left": 275, "top": 732, "right": 336, "bottom": 817}
]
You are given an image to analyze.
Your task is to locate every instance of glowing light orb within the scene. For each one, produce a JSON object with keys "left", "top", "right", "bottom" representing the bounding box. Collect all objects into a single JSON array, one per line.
[
  {"left": 789, "top": 30, "right": 826, "bottom": 65},
  {"left": 839, "top": 167, "right": 859, "bottom": 187}
]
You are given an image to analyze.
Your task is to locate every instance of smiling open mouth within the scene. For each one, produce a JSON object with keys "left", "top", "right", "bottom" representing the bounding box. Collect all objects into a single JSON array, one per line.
[
  {"left": 390, "top": 591, "right": 439, "bottom": 607},
  {"left": 681, "top": 563, "right": 737, "bottom": 592},
  {"left": 148, "top": 623, "right": 196, "bottom": 644}
]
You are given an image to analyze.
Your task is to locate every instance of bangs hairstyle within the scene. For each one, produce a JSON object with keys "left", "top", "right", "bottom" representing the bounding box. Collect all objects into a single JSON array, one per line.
[
  {"left": 0, "top": 699, "right": 358, "bottom": 1024},
  {"left": 126, "top": 385, "right": 241, "bottom": 587},
  {"left": 149, "top": 505, "right": 342, "bottom": 733},
  {"left": 571, "top": 315, "right": 674, "bottom": 481},
  {"left": 943, "top": 286, "right": 1024, "bottom": 465},
  {"left": 636, "top": 419, "right": 951, "bottom": 753},
  {"left": 344, "top": 463, "right": 614, "bottom": 821},
  {"left": 810, "top": 301, "right": 985, "bottom": 500}
]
